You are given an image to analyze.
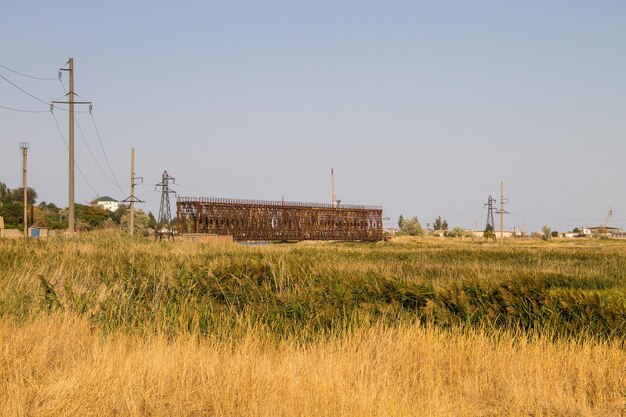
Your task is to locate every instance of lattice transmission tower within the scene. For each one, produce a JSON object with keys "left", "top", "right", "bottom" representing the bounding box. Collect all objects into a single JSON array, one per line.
[
  {"left": 155, "top": 170, "right": 176, "bottom": 238},
  {"left": 484, "top": 195, "right": 497, "bottom": 231}
]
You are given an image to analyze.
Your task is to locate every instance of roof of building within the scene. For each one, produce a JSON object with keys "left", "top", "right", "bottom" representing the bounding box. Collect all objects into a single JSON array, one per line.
[
  {"left": 92, "top": 196, "right": 119, "bottom": 203},
  {"left": 588, "top": 226, "right": 622, "bottom": 231}
]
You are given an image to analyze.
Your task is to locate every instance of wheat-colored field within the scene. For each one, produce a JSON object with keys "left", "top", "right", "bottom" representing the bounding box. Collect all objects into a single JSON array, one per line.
[
  {"left": 1, "top": 233, "right": 625, "bottom": 416},
  {"left": 2, "top": 315, "right": 624, "bottom": 416}
]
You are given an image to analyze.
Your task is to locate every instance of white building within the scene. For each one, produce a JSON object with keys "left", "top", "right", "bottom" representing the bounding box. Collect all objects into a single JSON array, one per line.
[{"left": 91, "top": 196, "right": 120, "bottom": 212}]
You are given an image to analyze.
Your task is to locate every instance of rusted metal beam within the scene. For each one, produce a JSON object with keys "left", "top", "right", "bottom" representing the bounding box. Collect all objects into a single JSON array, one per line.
[{"left": 176, "top": 196, "right": 383, "bottom": 242}]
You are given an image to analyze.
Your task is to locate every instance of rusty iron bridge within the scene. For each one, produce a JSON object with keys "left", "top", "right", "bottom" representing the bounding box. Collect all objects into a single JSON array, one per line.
[{"left": 176, "top": 196, "right": 383, "bottom": 242}]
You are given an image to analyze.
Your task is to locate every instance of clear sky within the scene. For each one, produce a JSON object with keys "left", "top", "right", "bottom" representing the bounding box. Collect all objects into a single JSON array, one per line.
[{"left": 1, "top": 1, "right": 625, "bottom": 232}]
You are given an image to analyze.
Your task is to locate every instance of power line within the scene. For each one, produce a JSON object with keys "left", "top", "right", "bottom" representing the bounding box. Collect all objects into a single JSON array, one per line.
[
  {"left": 75, "top": 92, "right": 91, "bottom": 102},
  {"left": 59, "top": 77, "right": 123, "bottom": 193},
  {"left": 50, "top": 111, "right": 99, "bottom": 197},
  {"left": 75, "top": 114, "right": 125, "bottom": 198},
  {"left": 508, "top": 203, "right": 610, "bottom": 212},
  {"left": 89, "top": 113, "right": 124, "bottom": 192},
  {"left": 175, "top": 183, "right": 211, "bottom": 196},
  {"left": 0, "top": 73, "right": 49, "bottom": 105},
  {"left": 439, "top": 207, "right": 484, "bottom": 219},
  {"left": 0, "top": 104, "right": 49, "bottom": 113},
  {"left": 0, "top": 63, "right": 58, "bottom": 81},
  {"left": 509, "top": 213, "right": 613, "bottom": 222},
  {"left": 54, "top": 79, "right": 89, "bottom": 113}
]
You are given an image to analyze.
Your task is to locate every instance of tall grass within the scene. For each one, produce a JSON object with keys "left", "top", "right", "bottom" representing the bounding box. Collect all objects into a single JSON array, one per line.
[
  {"left": 1, "top": 314, "right": 624, "bottom": 416},
  {"left": 0, "top": 231, "right": 624, "bottom": 339},
  {"left": 1, "top": 232, "right": 625, "bottom": 415}
]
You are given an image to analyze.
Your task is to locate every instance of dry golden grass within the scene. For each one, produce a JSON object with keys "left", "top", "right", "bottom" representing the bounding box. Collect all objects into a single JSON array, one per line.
[
  {"left": 1, "top": 314, "right": 624, "bottom": 417},
  {"left": 1, "top": 233, "right": 626, "bottom": 415}
]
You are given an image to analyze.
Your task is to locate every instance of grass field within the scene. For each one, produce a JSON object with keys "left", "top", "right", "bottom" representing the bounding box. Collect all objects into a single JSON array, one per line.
[{"left": 1, "top": 232, "right": 625, "bottom": 415}]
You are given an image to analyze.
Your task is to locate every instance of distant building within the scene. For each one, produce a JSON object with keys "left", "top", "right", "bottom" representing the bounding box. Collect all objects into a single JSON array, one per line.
[
  {"left": 470, "top": 230, "right": 514, "bottom": 239},
  {"left": 91, "top": 196, "right": 120, "bottom": 212},
  {"left": 582, "top": 226, "right": 624, "bottom": 236}
]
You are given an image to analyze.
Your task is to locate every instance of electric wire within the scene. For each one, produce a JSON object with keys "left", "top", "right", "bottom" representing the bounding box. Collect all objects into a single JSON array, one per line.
[
  {"left": 508, "top": 212, "right": 618, "bottom": 222},
  {"left": 89, "top": 113, "right": 124, "bottom": 192},
  {"left": 175, "top": 183, "right": 206, "bottom": 196},
  {"left": 0, "top": 104, "right": 49, "bottom": 113},
  {"left": 53, "top": 79, "right": 90, "bottom": 111},
  {"left": 135, "top": 190, "right": 160, "bottom": 204},
  {"left": 0, "top": 73, "right": 49, "bottom": 105},
  {"left": 0, "top": 63, "right": 58, "bottom": 81},
  {"left": 1, "top": 62, "right": 117, "bottom": 201},
  {"left": 508, "top": 202, "right": 610, "bottom": 212},
  {"left": 75, "top": 93, "right": 91, "bottom": 102},
  {"left": 50, "top": 111, "right": 99, "bottom": 197},
  {"left": 75, "top": 114, "right": 125, "bottom": 198},
  {"left": 59, "top": 78, "right": 124, "bottom": 192},
  {"left": 438, "top": 207, "right": 484, "bottom": 219}
]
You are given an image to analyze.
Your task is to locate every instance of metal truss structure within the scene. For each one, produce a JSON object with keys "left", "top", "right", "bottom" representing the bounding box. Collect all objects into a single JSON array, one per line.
[{"left": 176, "top": 197, "right": 383, "bottom": 242}]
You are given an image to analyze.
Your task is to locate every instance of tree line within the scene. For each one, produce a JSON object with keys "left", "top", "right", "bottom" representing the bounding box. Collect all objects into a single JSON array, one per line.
[
  {"left": 0, "top": 182, "right": 158, "bottom": 235},
  {"left": 396, "top": 214, "right": 472, "bottom": 237}
]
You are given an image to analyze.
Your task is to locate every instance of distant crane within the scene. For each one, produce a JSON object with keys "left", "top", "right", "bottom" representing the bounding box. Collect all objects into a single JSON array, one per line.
[{"left": 600, "top": 208, "right": 613, "bottom": 228}]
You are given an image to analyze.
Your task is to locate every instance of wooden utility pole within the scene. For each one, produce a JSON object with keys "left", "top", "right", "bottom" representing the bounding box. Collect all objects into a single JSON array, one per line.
[
  {"left": 123, "top": 147, "right": 143, "bottom": 236},
  {"left": 20, "top": 142, "right": 29, "bottom": 237},
  {"left": 68, "top": 58, "right": 75, "bottom": 233},
  {"left": 53, "top": 58, "right": 92, "bottom": 235}
]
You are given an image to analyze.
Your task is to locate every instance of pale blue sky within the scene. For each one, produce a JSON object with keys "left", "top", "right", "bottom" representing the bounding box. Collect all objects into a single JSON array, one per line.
[{"left": 1, "top": 1, "right": 625, "bottom": 231}]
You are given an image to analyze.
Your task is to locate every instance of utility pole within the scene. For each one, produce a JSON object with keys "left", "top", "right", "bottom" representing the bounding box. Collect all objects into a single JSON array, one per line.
[
  {"left": 52, "top": 58, "right": 91, "bottom": 235},
  {"left": 20, "top": 142, "right": 29, "bottom": 237},
  {"left": 122, "top": 148, "right": 143, "bottom": 236},
  {"left": 497, "top": 181, "right": 509, "bottom": 244},
  {"left": 68, "top": 58, "right": 74, "bottom": 234}
]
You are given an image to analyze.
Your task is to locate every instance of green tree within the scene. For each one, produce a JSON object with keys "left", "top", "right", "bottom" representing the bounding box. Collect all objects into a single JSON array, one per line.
[
  {"left": 0, "top": 202, "right": 23, "bottom": 228},
  {"left": 433, "top": 216, "right": 448, "bottom": 231},
  {"left": 147, "top": 211, "right": 157, "bottom": 229},
  {"left": 121, "top": 209, "right": 153, "bottom": 237},
  {"left": 398, "top": 214, "right": 405, "bottom": 230},
  {"left": 75, "top": 204, "right": 110, "bottom": 230},
  {"left": 10, "top": 187, "right": 37, "bottom": 205},
  {"left": 38, "top": 201, "right": 59, "bottom": 212},
  {"left": 445, "top": 227, "right": 468, "bottom": 238},
  {"left": 400, "top": 216, "right": 423, "bottom": 236},
  {"left": 542, "top": 225, "right": 552, "bottom": 240},
  {"left": 111, "top": 205, "right": 128, "bottom": 225},
  {"left": 0, "top": 182, "right": 11, "bottom": 206},
  {"left": 34, "top": 202, "right": 66, "bottom": 229},
  {"left": 483, "top": 224, "right": 495, "bottom": 241}
]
